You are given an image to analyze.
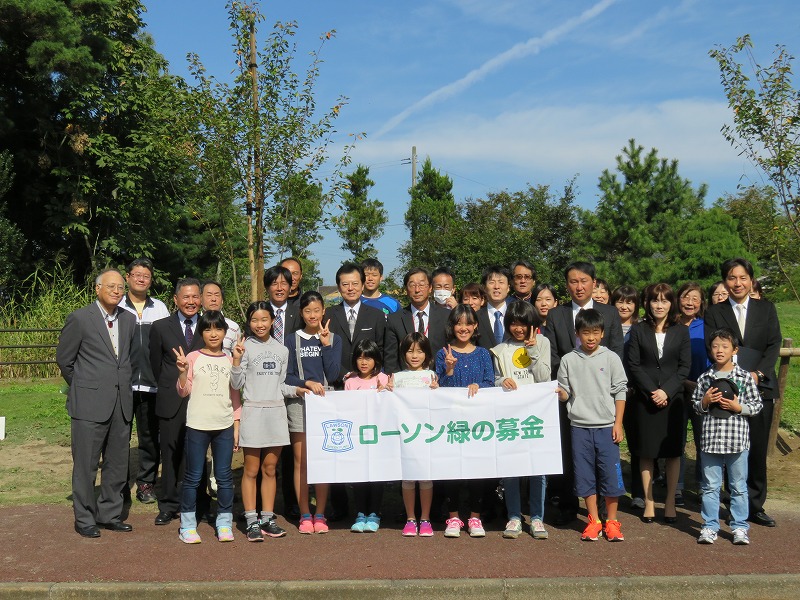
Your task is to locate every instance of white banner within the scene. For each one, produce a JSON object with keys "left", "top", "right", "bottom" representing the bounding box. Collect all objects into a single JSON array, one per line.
[{"left": 306, "top": 382, "right": 562, "bottom": 484}]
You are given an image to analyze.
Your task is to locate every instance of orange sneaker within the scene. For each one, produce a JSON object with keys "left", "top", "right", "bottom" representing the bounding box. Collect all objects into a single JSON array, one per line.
[
  {"left": 581, "top": 515, "right": 603, "bottom": 541},
  {"left": 604, "top": 519, "right": 624, "bottom": 542}
]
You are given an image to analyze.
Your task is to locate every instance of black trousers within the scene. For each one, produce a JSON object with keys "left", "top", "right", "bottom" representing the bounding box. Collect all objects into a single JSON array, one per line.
[
  {"left": 132, "top": 391, "right": 160, "bottom": 485},
  {"left": 747, "top": 398, "right": 774, "bottom": 513}
]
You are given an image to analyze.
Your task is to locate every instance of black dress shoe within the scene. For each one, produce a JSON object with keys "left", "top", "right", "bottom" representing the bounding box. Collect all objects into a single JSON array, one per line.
[
  {"left": 155, "top": 511, "right": 177, "bottom": 525},
  {"left": 640, "top": 516, "right": 654, "bottom": 524},
  {"left": 75, "top": 523, "right": 101, "bottom": 538},
  {"left": 663, "top": 515, "right": 677, "bottom": 524},
  {"left": 750, "top": 511, "right": 777, "bottom": 527},
  {"left": 555, "top": 511, "right": 577, "bottom": 526},
  {"left": 98, "top": 521, "right": 133, "bottom": 532}
]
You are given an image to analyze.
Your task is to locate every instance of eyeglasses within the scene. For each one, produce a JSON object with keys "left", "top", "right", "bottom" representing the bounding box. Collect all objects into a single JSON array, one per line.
[
  {"left": 514, "top": 274, "right": 533, "bottom": 281},
  {"left": 101, "top": 284, "right": 125, "bottom": 292},
  {"left": 712, "top": 292, "right": 728, "bottom": 299},
  {"left": 407, "top": 282, "right": 429, "bottom": 289}
]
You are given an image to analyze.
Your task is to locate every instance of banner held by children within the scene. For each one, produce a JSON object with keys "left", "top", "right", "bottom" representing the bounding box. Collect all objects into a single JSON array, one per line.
[{"left": 306, "top": 382, "right": 561, "bottom": 484}]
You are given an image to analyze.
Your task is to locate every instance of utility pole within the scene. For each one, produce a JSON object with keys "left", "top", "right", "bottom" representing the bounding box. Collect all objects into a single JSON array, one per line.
[
  {"left": 411, "top": 145, "right": 417, "bottom": 189},
  {"left": 248, "top": 16, "right": 263, "bottom": 301}
]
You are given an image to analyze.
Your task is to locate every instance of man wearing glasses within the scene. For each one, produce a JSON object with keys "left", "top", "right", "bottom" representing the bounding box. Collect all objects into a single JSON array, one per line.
[
  {"left": 118, "top": 258, "right": 170, "bottom": 505},
  {"left": 510, "top": 260, "right": 537, "bottom": 303},
  {"left": 384, "top": 268, "right": 449, "bottom": 374},
  {"left": 57, "top": 269, "right": 136, "bottom": 537}
]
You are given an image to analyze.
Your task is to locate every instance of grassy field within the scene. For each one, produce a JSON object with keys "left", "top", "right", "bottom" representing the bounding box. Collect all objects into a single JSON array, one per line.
[{"left": 775, "top": 301, "right": 800, "bottom": 432}]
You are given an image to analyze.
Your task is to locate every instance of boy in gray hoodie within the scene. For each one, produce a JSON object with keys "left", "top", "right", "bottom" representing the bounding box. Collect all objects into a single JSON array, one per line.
[{"left": 557, "top": 309, "right": 627, "bottom": 542}]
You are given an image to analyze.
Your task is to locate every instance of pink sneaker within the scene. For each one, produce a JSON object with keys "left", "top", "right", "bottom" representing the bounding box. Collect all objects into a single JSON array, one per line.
[
  {"left": 418, "top": 520, "right": 434, "bottom": 537},
  {"left": 217, "top": 526, "right": 234, "bottom": 542},
  {"left": 298, "top": 515, "right": 314, "bottom": 534},
  {"left": 402, "top": 520, "right": 418, "bottom": 537},
  {"left": 313, "top": 515, "right": 329, "bottom": 534}
]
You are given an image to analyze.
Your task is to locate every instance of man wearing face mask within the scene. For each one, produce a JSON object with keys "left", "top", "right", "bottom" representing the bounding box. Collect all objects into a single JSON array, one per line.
[{"left": 431, "top": 267, "right": 458, "bottom": 310}]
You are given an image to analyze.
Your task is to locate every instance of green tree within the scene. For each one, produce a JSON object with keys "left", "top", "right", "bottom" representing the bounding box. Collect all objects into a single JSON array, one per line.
[
  {"left": 0, "top": 151, "right": 24, "bottom": 287},
  {"left": 449, "top": 183, "right": 578, "bottom": 288},
  {"left": 716, "top": 186, "right": 800, "bottom": 300},
  {"left": 579, "top": 139, "right": 708, "bottom": 288},
  {"left": 269, "top": 173, "right": 324, "bottom": 289},
  {"left": 399, "top": 157, "right": 458, "bottom": 272},
  {"left": 670, "top": 207, "right": 756, "bottom": 288},
  {"left": 334, "top": 165, "right": 388, "bottom": 263},
  {"left": 0, "top": 0, "right": 212, "bottom": 283},
  {"left": 187, "top": 3, "right": 355, "bottom": 300},
  {"left": 710, "top": 35, "right": 800, "bottom": 301}
]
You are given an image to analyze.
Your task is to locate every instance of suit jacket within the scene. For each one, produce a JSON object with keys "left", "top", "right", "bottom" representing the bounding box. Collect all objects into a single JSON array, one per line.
[
  {"left": 325, "top": 302, "right": 386, "bottom": 383},
  {"left": 149, "top": 313, "right": 205, "bottom": 419},
  {"left": 545, "top": 301, "right": 624, "bottom": 379},
  {"left": 625, "top": 322, "right": 691, "bottom": 399},
  {"left": 384, "top": 302, "right": 449, "bottom": 374},
  {"left": 56, "top": 303, "right": 135, "bottom": 423},
  {"left": 477, "top": 299, "right": 514, "bottom": 350},
  {"left": 704, "top": 299, "right": 782, "bottom": 398}
]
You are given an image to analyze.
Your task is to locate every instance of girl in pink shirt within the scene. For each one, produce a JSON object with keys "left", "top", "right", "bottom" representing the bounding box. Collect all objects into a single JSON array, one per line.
[{"left": 344, "top": 339, "right": 389, "bottom": 531}]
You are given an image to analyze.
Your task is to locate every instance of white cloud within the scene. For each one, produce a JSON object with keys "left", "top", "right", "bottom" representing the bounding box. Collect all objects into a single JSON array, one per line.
[{"left": 373, "top": 0, "right": 618, "bottom": 138}]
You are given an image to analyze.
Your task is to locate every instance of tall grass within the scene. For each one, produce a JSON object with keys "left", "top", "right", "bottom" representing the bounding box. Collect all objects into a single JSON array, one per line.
[{"left": 0, "top": 266, "right": 93, "bottom": 378}]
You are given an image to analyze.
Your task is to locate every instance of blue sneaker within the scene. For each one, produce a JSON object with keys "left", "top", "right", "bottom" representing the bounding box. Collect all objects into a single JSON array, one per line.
[
  {"left": 365, "top": 513, "right": 380, "bottom": 533},
  {"left": 351, "top": 512, "right": 367, "bottom": 533}
]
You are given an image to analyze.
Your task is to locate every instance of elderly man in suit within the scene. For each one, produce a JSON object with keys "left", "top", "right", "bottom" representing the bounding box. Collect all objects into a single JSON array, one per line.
[
  {"left": 57, "top": 268, "right": 136, "bottom": 538},
  {"left": 704, "top": 257, "right": 782, "bottom": 527},
  {"left": 384, "top": 267, "right": 449, "bottom": 374},
  {"left": 149, "top": 277, "right": 205, "bottom": 525},
  {"left": 544, "top": 261, "right": 624, "bottom": 525}
]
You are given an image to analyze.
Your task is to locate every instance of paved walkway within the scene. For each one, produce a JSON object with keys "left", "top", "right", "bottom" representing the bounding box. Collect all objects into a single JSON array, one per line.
[{"left": 2, "top": 501, "right": 799, "bottom": 598}]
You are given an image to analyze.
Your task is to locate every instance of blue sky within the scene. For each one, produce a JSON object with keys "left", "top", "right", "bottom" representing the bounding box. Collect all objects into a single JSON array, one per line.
[{"left": 143, "top": 0, "right": 798, "bottom": 284}]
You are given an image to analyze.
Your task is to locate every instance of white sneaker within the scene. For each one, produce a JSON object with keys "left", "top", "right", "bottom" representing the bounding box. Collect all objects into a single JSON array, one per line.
[
  {"left": 503, "top": 518, "right": 522, "bottom": 539},
  {"left": 530, "top": 518, "right": 549, "bottom": 540},
  {"left": 467, "top": 517, "right": 485, "bottom": 538},
  {"left": 732, "top": 528, "right": 750, "bottom": 545},
  {"left": 697, "top": 527, "right": 718, "bottom": 544},
  {"left": 444, "top": 517, "right": 463, "bottom": 538}
]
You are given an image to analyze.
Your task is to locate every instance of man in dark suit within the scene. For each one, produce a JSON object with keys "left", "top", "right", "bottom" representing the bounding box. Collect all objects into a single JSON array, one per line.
[
  {"left": 704, "top": 257, "right": 782, "bottom": 527},
  {"left": 384, "top": 267, "right": 449, "bottom": 374},
  {"left": 325, "top": 262, "right": 386, "bottom": 386},
  {"left": 265, "top": 265, "right": 303, "bottom": 345},
  {"left": 149, "top": 277, "right": 205, "bottom": 525},
  {"left": 477, "top": 265, "right": 514, "bottom": 350},
  {"left": 544, "top": 261, "right": 624, "bottom": 525},
  {"left": 57, "top": 268, "right": 135, "bottom": 537}
]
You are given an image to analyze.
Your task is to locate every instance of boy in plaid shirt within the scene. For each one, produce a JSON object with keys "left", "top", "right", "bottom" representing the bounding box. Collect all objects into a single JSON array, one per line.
[{"left": 692, "top": 328, "right": 762, "bottom": 545}]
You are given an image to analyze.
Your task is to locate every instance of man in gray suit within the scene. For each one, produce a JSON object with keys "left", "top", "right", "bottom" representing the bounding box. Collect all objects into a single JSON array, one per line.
[{"left": 56, "top": 268, "right": 136, "bottom": 538}]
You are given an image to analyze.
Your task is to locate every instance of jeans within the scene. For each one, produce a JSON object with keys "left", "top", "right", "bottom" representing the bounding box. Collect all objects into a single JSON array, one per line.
[
  {"left": 699, "top": 449, "right": 749, "bottom": 531},
  {"left": 504, "top": 475, "right": 546, "bottom": 521},
  {"left": 180, "top": 425, "right": 234, "bottom": 530}
]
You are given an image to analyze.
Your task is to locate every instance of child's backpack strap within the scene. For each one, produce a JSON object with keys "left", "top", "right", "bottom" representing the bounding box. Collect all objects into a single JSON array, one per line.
[{"left": 294, "top": 331, "right": 305, "bottom": 381}]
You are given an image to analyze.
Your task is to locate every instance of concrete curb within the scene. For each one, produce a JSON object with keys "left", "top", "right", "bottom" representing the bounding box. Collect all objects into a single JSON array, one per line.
[{"left": 3, "top": 575, "right": 800, "bottom": 600}]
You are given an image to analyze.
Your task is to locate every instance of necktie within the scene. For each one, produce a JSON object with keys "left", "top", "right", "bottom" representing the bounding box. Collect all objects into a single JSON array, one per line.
[
  {"left": 736, "top": 304, "right": 746, "bottom": 338},
  {"left": 417, "top": 311, "right": 426, "bottom": 334},
  {"left": 273, "top": 308, "right": 284, "bottom": 343},
  {"left": 184, "top": 318, "right": 193, "bottom": 348},
  {"left": 493, "top": 311, "right": 503, "bottom": 344},
  {"left": 348, "top": 308, "right": 356, "bottom": 338}
]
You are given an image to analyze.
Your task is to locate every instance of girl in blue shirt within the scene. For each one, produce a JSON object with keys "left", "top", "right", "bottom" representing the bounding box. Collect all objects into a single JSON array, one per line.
[{"left": 435, "top": 305, "right": 494, "bottom": 538}]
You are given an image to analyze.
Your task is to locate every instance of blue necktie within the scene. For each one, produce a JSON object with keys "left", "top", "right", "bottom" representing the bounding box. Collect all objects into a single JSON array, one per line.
[{"left": 493, "top": 311, "right": 503, "bottom": 344}]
